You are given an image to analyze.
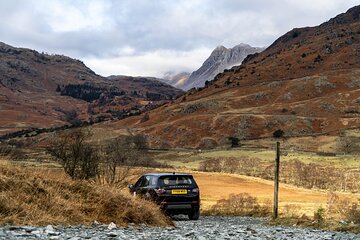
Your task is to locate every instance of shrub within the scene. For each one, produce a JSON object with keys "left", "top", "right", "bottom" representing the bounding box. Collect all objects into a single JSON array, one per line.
[
  {"left": 315, "top": 78, "right": 335, "bottom": 93},
  {"left": 320, "top": 103, "right": 335, "bottom": 112},
  {"left": 198, "top": 157, "right": 263, "bottom": 177},
  {"left": 236, "top": 115, "right": 253, "bottom": 140},
  {"left": 48, "top": 129, "right": 100, "bottom": 180},
  {"left": 254, "top": 92, "right": 268, "bottom": 101},
  {"left": 267, "top": 81, "right": 283, "bottom": 88},
  {"left": 264, "top": 119, "right": 279, "bottom": 129},
  {"left": 336, "top": 136, "right": 360, "bottom": 154},
  {"left": 346, "top": 202, "right": 360, "bottom": 224},
  {"left": 228, "top": 137, "right": 240, "bottom": 147},
  {"left": 281, "top": 204, "right": 301, "bottom": 217},
  {"left": 327, "top": 192, "right": 360, "bottom": 224},
  {"left": 222, "top": 157, "right": 239, "bottom": 174},
  {"left": 314, "top": 206, "right": 326, "bottom": 223},
  {"left": 273, "top": 129, "right": 284, "bottom": 138},
  {"left": 282, "top": 92, "right": 292, "bottom": 100},
  {"left": 314, "top": 55, "right": 323, "bottom": 63},
  {"left": 347, "top": 78, "right": 360, "bottom": 88},
  {"left": 198, "top": 158, "right": 222, "bottom": 172},
  {"left": 101, "top": 134, "right": 153, "bottom": 185},
  {"left": 206, "top": 193, "right": 271, "bottom": 217}
]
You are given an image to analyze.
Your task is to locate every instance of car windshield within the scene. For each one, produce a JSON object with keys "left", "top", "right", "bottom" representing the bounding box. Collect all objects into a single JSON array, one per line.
[{"left": 159, "top": 175, "right": 194, "bottom": 186}]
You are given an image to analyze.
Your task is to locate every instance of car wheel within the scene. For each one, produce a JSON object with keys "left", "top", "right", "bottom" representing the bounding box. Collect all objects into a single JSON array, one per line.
[{"left": 188, "top": 209, "right": 200, "bottom": 220}]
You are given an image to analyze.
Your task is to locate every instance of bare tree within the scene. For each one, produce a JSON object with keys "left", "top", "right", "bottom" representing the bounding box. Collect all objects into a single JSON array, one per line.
[
  {"left": 48, "top": 128, "right": 99, "bottom": 180},
  {"left": 336, "top": 136, "right": 360, "bottom": 154},
  {"left": 102, "top": 134, "right": 150, "bottom": 185},
  {"left": 198, "top": 158, "right": 222, "bottom": 172},
  {"left": 222, "top": 157, "right": 239, "bottom": 173}
]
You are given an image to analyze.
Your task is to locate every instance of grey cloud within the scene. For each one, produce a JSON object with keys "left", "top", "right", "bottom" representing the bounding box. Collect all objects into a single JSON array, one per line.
[{"left": 0, "top": 0, "right": 358, "bottom": 76}]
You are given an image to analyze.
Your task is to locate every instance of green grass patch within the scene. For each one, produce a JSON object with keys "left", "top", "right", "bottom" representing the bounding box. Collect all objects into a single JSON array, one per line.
[{"left": 153, "top": 148, "right": 360, "bottom": 170}]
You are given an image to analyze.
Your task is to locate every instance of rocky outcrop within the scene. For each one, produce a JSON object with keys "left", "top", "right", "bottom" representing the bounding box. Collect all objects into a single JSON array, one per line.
[{"left": 183, "top": 44, "right": 264, "bottom": 90}]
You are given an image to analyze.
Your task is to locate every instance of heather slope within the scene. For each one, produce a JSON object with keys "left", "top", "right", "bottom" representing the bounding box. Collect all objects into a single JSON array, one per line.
[
  {"left": 0, "top": 42, "right": 183, "bottom": 135},
  {"left": 110, "top": 6, "right": 360, "bottom": 149}
]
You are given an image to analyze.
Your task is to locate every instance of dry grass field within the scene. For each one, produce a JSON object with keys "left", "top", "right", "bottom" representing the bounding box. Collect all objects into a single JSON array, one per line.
[
  {"left": 0, "top": 157, "right": 172, "bottom": 227},
  {"left": 152, "top": 146, "right": 360, "bottom": 218},
  {"left": 126, "top": 167, "right": 359, "bottom": 217},
  {"left": 191, "top": 171, "right": 356, "bottom": 216}
]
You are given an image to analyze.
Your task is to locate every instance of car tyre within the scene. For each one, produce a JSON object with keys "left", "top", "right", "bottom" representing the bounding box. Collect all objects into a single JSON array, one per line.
[{"left": 188, "top": 209, "right": 200, "bottom": 220}]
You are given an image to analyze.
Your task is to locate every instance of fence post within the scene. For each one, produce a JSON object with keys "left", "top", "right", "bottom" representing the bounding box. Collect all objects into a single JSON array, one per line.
[{"left": 273, "top": 141, "right": 280, "bottom": 219}]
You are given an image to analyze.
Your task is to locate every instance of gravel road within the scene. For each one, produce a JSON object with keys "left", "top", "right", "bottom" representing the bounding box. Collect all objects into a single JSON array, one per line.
[{"left": 1, "top": 216, "right": 359, "bottom": 239}]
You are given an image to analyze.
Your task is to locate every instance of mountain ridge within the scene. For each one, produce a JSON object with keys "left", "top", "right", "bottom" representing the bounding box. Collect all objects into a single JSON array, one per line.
[
  {"left": 0, "top": 41, "right": 184, "bottom": 135},
  {"left": 183, "top": 43, "right": 264, "bottom": 90},
  {"left": 109, "top": 5, "right": 360, "bottom": 150}
]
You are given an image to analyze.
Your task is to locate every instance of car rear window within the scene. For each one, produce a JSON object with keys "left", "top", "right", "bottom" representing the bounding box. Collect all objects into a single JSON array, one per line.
[{"left": 159, "top": 175, "right": 195, "bottom": 187}]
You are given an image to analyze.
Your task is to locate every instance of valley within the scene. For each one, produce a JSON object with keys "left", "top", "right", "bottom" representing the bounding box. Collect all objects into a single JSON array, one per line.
[{"left": 0, "top": 3, "right": 359, "bottom": 235}]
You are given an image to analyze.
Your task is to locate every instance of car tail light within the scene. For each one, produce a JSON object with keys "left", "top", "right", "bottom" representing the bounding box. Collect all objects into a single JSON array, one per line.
[
  {"left": 160, "top": 201, "right": 167, "bottom": 205},
  {"left": 155, "top": 189, "right": 166, "bottom": 194},
  {"left": 192, "top": 201, "right": 198, "bottom": 204},
  {"left": 192, "top": 188, "right": 199, "bottom": 193}
]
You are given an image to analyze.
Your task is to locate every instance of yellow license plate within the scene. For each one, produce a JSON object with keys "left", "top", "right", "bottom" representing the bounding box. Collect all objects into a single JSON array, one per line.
[{"left": 171, "top": 189, "right": 187, "bottom": 194}]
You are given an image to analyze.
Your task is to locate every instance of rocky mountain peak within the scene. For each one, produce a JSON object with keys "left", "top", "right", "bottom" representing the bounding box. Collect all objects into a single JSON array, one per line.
[
  {"left": 213, "top": 45, "right": 228, "bottom": 52},
  {"left": 326, "top": 5, "right": 360, "bottom": 25},
  {"left": 183, "top": 43, "right": 264, "bottom": 90}
]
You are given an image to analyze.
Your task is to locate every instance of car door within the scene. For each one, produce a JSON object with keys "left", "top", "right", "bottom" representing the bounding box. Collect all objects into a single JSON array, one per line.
[
  {"left": 138, "top": 175, "right": 152, "bottom": 197},
  {"left": 133, "top": 176, "right": 145, "bottom": 195}
]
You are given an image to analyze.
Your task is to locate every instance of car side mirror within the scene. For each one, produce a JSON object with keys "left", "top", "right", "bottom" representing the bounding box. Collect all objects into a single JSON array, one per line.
[{"left": 128, "top": 184, "right": 134, "bottom": 191}]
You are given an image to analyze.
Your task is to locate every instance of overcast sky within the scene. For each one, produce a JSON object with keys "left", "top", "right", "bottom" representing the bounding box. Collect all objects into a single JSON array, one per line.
[{"left": 0, "top": 0, "right": 358, "bottom": 78}]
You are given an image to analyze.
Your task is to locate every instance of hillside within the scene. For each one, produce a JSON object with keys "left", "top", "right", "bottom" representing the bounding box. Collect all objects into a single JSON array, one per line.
[
  {"left": 183, "top": 44, "right": 264, "bottom": 90},
  {"left": 0, "top": 42, "right": 183, "bottom": 136},
  {"left": 110, "top": 5, "right": 360, "bottom": 150}
]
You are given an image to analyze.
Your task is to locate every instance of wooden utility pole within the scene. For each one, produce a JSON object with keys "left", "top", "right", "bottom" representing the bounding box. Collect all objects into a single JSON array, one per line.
[{"left": 273, "top": 141, "right": 280, "bottom": 219}]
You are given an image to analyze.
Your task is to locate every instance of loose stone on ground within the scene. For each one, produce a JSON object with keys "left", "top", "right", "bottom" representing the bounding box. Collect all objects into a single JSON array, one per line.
[{"left": 0, "top": 216, "right": 359, "bottom": 239}]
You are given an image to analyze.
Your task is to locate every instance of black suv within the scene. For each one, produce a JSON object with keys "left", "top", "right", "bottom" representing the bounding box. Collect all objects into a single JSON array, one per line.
[{"left": 129, "top": 173, "right": 200, "bottom": 220}]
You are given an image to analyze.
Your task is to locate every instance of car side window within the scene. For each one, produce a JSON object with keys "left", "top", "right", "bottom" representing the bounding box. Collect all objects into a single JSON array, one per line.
[
  {"left": 142, "top": 176, "right": 151, "bottom": 187},
  {"left": 134, "top": 176, "right": 144, "bottom": 188},
  {"left": 150, "top": 176, "right": 157, "bottom": 186}
]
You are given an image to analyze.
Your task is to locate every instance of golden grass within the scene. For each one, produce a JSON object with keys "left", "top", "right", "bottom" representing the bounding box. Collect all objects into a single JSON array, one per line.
[
  {"left": 186, "top": 171, "right": 359, "bottom": 217},
  {"left": 192, "top": 170, "right": 360, "bottom": 232},
  {"left": 0, "top": 159, "right": 172, "bottom": 227},
  {"left": 126, "top": 167, "right": 359, "bottom": 218},
  {"left": 193, "top": 172, "right": 321, "bottom": 214}
]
